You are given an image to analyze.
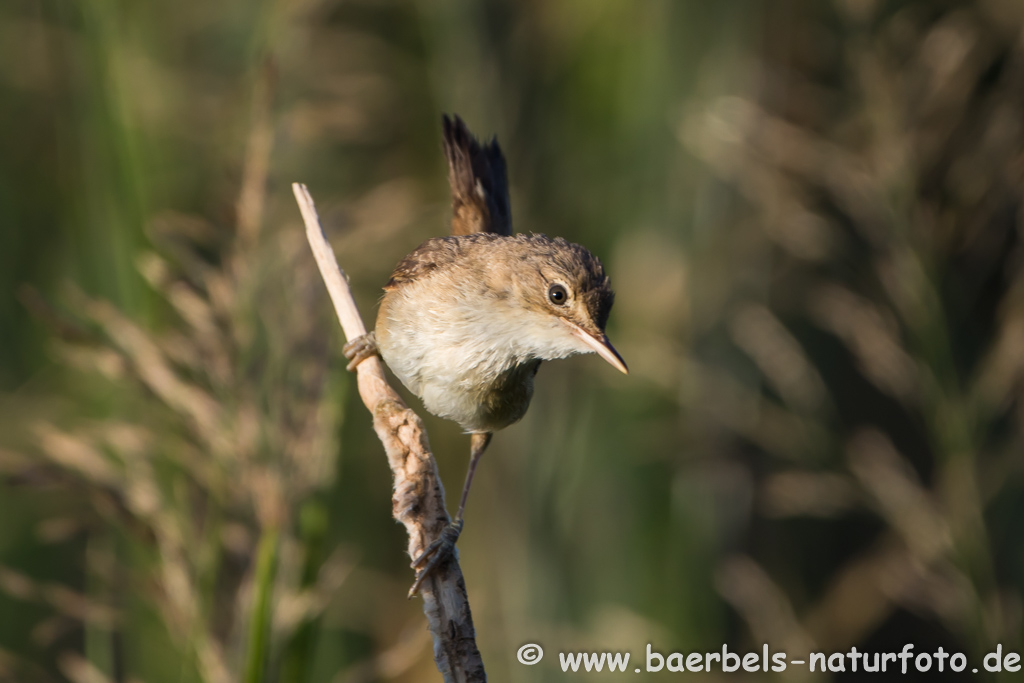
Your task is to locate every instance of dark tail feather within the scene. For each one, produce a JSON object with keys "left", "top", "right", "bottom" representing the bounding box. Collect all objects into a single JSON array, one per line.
[{"left": 442, "top": 114, "right": 512, "bottom": 236}]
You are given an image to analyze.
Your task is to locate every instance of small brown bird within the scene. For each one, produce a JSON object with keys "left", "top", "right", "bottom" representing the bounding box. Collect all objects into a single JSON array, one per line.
[{"left": 344, "top": 115, "right": 627, "bottom": 593}]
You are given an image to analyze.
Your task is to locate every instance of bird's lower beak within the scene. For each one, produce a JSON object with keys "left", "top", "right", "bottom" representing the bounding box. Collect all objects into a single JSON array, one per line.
[{"left": 560, "top": 319, "right": 629, "bottom": 374}]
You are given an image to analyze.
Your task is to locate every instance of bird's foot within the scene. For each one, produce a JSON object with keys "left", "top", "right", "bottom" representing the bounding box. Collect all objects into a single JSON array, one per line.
[
  {"left": 342, "top": 332, "right": 378, "bottom": 371},
  {"left": 407, "top": 519, "right": 463, "bottom": 598}
]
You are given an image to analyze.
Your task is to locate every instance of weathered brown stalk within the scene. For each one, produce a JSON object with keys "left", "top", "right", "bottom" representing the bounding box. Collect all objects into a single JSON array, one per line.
[{"left": 292, "top": 182, "right": 486, "bottom": 683}]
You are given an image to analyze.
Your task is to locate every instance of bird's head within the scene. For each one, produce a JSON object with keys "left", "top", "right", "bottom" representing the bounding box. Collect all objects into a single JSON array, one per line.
[{"left": 499, "top": 235, "right": 627, "bottom": 374}]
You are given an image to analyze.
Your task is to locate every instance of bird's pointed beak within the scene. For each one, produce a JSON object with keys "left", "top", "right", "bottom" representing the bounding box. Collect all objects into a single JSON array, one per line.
[{"left": 560, "top": 319, "right": 629, "bottom": 374}]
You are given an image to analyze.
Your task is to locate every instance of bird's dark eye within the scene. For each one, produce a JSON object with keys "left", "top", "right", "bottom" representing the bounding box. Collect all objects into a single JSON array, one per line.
[{"left": 548, "top": 283, "right": 569, "bottom": 305}]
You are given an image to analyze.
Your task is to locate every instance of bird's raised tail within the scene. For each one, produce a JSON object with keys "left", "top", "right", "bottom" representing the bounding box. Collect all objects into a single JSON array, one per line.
[{"left": 442, "top": 114, "right": 512, "bottom": 236}]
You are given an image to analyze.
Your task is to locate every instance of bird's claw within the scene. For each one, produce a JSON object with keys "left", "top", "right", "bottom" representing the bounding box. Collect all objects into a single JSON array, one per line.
[
  {"left": 342, "top": 332, "right": 378, "bottom": 371},
  {"left": 407, "top": 519, "right": 463, "bottom": 598}
]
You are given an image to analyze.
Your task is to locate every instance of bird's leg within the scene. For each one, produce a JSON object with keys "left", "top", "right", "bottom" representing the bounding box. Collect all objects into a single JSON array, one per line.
[
  {"left": 408, "top": 432, "right": 492, "bottom": 597},
  {"left": 342, "top": 331, "right": 378, "bottom": 371}
]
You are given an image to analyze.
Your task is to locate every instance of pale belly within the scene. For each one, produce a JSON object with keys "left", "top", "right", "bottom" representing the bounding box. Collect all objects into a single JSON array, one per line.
[
  {"left": 375, "top": 295, "right": 541, "bottom": 433},
  {"left": 417, "top": 359, "right": 541, "bottom": 433}
]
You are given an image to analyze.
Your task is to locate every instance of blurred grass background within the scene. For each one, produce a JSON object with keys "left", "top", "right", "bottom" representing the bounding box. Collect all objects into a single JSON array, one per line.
[{"left": 2, "top": 0, "right": 1024, "bottom": 680}]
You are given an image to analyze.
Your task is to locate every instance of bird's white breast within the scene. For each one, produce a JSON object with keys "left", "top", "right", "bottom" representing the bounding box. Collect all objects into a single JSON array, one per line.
[{"left": 374, "top": 275, "right": 588, "bottom": 433}]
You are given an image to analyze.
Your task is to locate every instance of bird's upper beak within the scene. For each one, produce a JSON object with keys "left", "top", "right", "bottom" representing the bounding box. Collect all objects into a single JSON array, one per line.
[{"left": 560, "top": 319, "right": 629, "bottom": 374}]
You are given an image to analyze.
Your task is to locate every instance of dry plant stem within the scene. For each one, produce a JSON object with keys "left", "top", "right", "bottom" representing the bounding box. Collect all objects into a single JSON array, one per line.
[{"left": 292, "top": 183, "right": 486, "bottom": 683}]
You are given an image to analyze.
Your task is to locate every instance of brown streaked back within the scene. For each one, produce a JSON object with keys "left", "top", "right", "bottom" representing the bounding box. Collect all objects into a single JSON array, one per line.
[{"left": 442, "top": 114, "right": 512, "bottom": 236}]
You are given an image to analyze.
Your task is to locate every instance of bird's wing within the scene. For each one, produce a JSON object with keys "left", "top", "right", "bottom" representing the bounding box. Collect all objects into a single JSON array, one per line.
[
  {"left": 383, "top": 233, "right": 503, "bottom": 291},
  {"left": 384, "top": 236, "right": 462, "bottom": 290},
  {"left": 442, "top": 114, "right": 512, "bottom": 236}
]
